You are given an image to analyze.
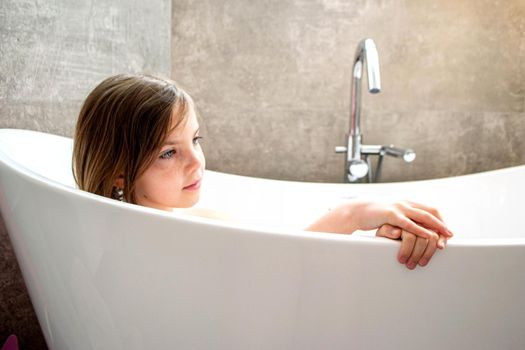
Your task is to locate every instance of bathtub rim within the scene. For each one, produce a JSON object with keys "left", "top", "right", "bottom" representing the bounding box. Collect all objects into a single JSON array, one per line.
[
  {"left": 1, "top": 128, "right": 525, "bottom": 186},
  {"left": 1, "top": 127, "right": 524, "bottom": 247}
]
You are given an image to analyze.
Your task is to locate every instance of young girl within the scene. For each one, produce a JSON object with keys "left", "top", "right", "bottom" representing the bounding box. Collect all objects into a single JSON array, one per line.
[{"left": 73, "top": 74, "right": 453, "bottom": 270}]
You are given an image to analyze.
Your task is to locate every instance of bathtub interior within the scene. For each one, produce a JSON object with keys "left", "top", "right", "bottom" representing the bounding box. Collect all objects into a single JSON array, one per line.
[
  {"left": 1, "top": 128, "right": 524, "bottom": 241},
  {"left": 198, "top": 167, "right": 525, "bottom": 241},
  {"left": 0, "top": 129, "right": 77, "bottom": 188}
]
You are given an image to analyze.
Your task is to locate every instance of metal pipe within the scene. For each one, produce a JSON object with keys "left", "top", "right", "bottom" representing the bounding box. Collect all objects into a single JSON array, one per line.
[{"left": 345, "top": 38, "right": 381, "bottom": 182}]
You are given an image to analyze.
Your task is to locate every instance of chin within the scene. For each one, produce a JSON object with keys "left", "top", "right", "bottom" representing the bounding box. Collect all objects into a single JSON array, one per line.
[{"left": 176, "top": 194, "right": 200, "bottom": 208}]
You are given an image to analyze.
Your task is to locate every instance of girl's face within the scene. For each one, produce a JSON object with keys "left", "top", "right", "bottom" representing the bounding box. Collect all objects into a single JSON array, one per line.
[{"left": 134, "top": 107, "right": 205, "bottom": 210}]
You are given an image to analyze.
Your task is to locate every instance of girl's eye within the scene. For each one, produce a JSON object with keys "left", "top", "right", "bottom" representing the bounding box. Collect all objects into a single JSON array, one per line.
[
  {"left": 193, "top": 136, "right": 203, "bottom": 145},
  {"left": 159, "top": 149, "right": 175, "bottom": 160}
]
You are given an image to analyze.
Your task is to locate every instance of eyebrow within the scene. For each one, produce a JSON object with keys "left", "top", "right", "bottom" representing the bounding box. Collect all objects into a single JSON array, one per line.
[{"left": 162, "top": 128, "right": 200, "bottom": 146}]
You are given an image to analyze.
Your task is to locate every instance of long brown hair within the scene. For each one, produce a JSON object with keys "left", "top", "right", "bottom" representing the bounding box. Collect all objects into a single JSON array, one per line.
[{"left": 73, "top": 74, "right": 193, "bottom": 203}]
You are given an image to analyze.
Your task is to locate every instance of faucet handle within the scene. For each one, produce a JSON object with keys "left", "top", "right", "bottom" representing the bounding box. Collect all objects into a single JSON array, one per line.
[
  {"left": 348, "top": 159, "right": 369, "bottom": 181},
  {"left": 334, "top": 146, "right": 347, "bottom": 154},
  {"left": 382, "top": 145, "right": 416, "bottom": 162}
]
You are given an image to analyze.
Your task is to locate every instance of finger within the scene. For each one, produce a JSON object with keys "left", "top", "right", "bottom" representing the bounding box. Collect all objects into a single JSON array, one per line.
[
  {"left": 376, "top": 224, "right": 402, "bottom": 239},
  {"left": 398, "top": 231, "right": 416, "bottom": 264},
  {"left": 390, "top": 213, "right": 439, "bottom": 241},
  {"left": 406, "top": 236, "right": 429, "bottom": 270},
  {"left": 437, "top": 235, "right": 447, "bottom": 249},
  {"left": 399, "top": 205, "right": 452, "bottom": 238},
  {"left": 437, "top": 236, "right": 448, "bottom": 249},
  {"left": 404, "top": 201, "right": 444, "bottom": 221},
  {"left": 419, "top": 235, "right": 438, "bottom": 266},
  {"left": 375, "top": 225, "right": 389, "bottom": 238}
]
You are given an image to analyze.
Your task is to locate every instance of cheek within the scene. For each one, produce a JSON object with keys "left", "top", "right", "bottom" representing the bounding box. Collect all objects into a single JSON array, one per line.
[
  {"left": 138, "top": 163, "right": 183, "bottom": 195},
  {"left": 156, "top": 162, "right": 184, "bottom": 188}
]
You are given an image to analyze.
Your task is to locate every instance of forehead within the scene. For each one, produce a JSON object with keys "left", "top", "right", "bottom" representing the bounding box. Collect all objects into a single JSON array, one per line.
[{"left": 168, "top": 105, "right": 198, "bottom": 135}]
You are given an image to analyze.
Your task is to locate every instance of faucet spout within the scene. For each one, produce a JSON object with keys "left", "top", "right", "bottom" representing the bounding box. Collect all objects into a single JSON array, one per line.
[
  {"left": 347, "top": 38, "right": 381, "bottom": 181},
  {"left": 335, "top": 38, "right": 415, "bottom": 183},
  {"left": 358, "top": 39, "right": 381, "bottom": 94}
]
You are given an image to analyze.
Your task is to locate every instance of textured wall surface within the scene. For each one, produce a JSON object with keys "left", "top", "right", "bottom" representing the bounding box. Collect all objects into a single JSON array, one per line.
[
  {"left": 172, "top": 0, "right": 525, "bottom": 182},
  {"left": 0, "top": 1, "right": 171, "bottom": 348},
  {"left": 0, "top": 0, "right": 171, "bottom": 137}
]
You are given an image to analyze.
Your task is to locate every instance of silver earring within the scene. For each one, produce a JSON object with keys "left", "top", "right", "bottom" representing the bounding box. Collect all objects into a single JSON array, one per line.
[{"left": 112, "top": 187, "right": 124, "bottom": 201}]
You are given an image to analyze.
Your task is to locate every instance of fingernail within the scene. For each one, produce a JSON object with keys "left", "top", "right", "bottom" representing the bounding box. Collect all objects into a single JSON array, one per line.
[
  {"left": 438, "top": 241, "right": 445, "bottom": 249},
  {"left": 419, "top": 258, "right": 428, "bottom": 266},
  {"left": 399, "top": 256, "right": 408, "bottom": 264},
  {"left": 446, "top": 229, "right": 454, "bottom": 237},
  {"left": 407, "top": 261, "right": 416, "bottom": 270}
]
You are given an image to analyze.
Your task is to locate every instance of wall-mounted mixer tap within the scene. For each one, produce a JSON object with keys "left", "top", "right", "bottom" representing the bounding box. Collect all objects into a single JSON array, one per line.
[{"left": 335, "top": 38, "right": 415, "bottom": 183}]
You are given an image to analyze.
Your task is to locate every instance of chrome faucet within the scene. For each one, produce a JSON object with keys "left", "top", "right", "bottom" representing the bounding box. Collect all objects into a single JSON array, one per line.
[{"left": 335, "top": 38, "right": 415, "bottom": 183}]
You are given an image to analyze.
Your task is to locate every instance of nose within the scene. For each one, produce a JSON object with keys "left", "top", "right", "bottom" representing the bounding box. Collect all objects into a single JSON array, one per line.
[{"left": 185, "top": 146, "right": 205, "bottom": 174}]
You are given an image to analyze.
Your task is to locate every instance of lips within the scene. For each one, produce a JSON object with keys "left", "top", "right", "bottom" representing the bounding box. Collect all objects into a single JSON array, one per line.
[{"left": 183, "top": 179, "right": 201, "bottom": 191}]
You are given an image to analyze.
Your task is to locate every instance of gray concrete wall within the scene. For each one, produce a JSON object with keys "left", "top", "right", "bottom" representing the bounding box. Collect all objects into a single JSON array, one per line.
[
  {"left": 0, "top": 1, "right": 171, "bottom": 349},
  {"left": 1, "top": 0, "right": 171, "bottom": 137},
  {"left": 172, "top": 0, "right": 525, "bottom": 182}
]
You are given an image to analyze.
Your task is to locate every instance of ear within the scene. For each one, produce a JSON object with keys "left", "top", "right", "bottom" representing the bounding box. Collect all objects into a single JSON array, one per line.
[{"left": 114, "top": 175, "right": 124, "bottom": 189}]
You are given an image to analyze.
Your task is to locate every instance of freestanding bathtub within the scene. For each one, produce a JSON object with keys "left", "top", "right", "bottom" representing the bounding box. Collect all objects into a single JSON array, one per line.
[{"left": 0, "top": 128, "right": 524, "bottom": 350}]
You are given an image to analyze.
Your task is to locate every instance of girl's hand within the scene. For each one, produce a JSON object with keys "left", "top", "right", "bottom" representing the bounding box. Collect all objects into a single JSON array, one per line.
[
  {"left": 306, "top": 200, "right": 453, "bottom": 241},
  {"left": 376, "top": 224, "right": 449, "bottom": 269}
]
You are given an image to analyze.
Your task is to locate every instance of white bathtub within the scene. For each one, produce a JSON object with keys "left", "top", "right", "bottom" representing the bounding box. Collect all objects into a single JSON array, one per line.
[{"left": 0, "top": 128, "right": 524, "bottom": 350}]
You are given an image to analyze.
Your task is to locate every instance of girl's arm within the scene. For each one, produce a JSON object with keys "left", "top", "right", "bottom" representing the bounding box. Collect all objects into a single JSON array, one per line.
[
  {"left": 306, "top": 200, "right": 453, "bottom": 270},
  {"left": 305, "top": 199, "right": 453, "bottom": 240}
]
